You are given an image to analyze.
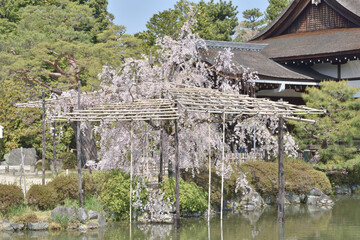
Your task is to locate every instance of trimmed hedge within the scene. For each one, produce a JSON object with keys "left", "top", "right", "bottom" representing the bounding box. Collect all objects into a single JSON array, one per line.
[
  {"left": 0, "top": 184, "right": 24, "bottom": 214},
  {"left": 26, "top": 184, "right": 58, "bottom": 210},
  {"left": 59, "top": 152, "right": 77, "bottom": 170},
  {"left": 47, "top": 175, "right": 78, "bottom": 204}
]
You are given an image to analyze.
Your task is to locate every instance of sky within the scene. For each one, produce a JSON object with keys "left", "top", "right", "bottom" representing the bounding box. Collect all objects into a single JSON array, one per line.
[{"left": 107, "top": 0, "right": 269, "bottom": 35}]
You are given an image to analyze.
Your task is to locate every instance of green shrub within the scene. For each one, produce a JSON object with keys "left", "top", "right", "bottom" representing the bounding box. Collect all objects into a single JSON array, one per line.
[
  {"left": 161, "top": 177, "right": 208, "bottom": 215},
  {"left": 0, "top": 184, "right": 24, "bottom": 215},
  {"left": 82, "top": 170, "right": 106, "bottom": 197},
  {"left": 47, "top": 175, "right": 78, "bottom": 204},
  {"left": 182, "top": 168, "right": 236, "bottom": 208},
  {"left": 84, "top": 196, "right": 104, "bottom": 212},
  {"left": 26, "top": 184, "right": 57, "bottom": 210},
  {"left": 59, "top": 152, "right": 77, "bottom": 170},
  {"left": 97, "top": 169, "right": 147, "bottom": 220},
  {"left": 53, "top": 213, "right": 69, "bottom": 229},
  {"left": 7, "top": 204, "right": 27, "bottom": 218}
]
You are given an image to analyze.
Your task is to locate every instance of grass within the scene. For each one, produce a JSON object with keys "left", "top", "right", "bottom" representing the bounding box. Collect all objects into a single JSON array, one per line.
[
  {"left": 63, "top": 198, "right": 79, "bottom": 208},
  {"left": 84, "top": 196, "right": 104, "bottom": 212},
  {"left": 53, "top": 213, "right": 69, "bottom": 229},
  {"left": 6, "top": 205, "right": 51, "bottom": 222}
]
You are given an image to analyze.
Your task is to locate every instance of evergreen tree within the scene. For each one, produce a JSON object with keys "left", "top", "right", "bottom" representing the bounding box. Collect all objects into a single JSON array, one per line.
[
  {"left": 136, "top": 0, "right": 238, "bottom": 48},
  {"left": 292, "top": 81, "right": 360, "bottom": 170},
  {"left": 265, "top": 0, "right": 291, "bottom": 22}
]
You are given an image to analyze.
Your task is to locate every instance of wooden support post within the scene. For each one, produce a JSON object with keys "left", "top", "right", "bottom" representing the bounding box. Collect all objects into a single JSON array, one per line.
[
  {"left": 130, "top": 120, "right": 134, "bottom": 223},
  {"left": 52, "top": 121, "right": 57, "bottom": 176},
  {"left": 77, "top": 80, "right": 84, "bottom": 207},
  {"left": 174, "top": 119, "right": 180, "bottom": 228},
  {"left": 42, "top": 90, "right": 46, "bottom": 185},
  {"left": 159, "top": 128, "right": 164, "bottom": 183},
  {"left": 20, "top": 147, "right": 27, "bottom": 196},
  {"left": 220, "top": 112, "right": 225, "bottom": 220},
  {"left": 207, "top": 114, "right": 211, "bottom": 222},
  {"left": 277, "top": 116, "right": 285, "bottom": 223}
]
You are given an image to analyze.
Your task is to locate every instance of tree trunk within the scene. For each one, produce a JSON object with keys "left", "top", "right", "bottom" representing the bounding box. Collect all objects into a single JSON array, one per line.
[{"left": 70, "top": 121, "right": 97, "bottom": 166}]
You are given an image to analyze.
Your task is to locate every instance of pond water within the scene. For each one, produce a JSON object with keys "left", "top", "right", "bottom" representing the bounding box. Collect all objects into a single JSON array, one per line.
[{"left": 2, "top": 195, "right": 360, "bottom": 240}]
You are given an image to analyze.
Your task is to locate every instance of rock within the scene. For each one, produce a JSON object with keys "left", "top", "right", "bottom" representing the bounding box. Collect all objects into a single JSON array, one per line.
[
  {"left": 10, "top": 223, "right": 24, "bottom": 231},
  {"left": 27, "top": 222, "right": 49, "bottom": 231},
  {"left": 308, "top": 188, "right": 323, "bottom": 197},
  {"left": 334, "top": 185, "right": 351, "bottom": 195},
  {"left": 67, "top": 224, "right": 78, "bottom": 230},
  {"left": 306, "top": 188, "right": 334, "bottom": 207},
  {"left": 78, "top": 224, "right": 88, "bottom": 231},
  {"left": 285, "top": 192, "right": 300, "bottom": 204},
  {"left": 4, "top": 148, "right": 37, "bottom": 166},
  {"left": 2, "top": 220, "right": 13, "bottom": 231},
  {"left": 240, "top": 189, "right": 264, "bottom": 210},
  {"left": 87, "top": 222, "right": 98, "bottom": 229},
  {"left": 51, "top": 206, "right": 76, "bottom": 221},
  {"left": 77, "top": 208, "right": 88, "bottom": 223},
  {"left": 88, "top": 210, "right": 98, "bottom": 220},
  {"left": 97, "top": 214, "right": 106, "bottom": 227}
]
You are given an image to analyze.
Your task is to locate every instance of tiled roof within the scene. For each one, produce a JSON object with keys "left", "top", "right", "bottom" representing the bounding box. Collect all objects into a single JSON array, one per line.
[{"left": 255, "top": 28, "right": 360, "bottom": 60}]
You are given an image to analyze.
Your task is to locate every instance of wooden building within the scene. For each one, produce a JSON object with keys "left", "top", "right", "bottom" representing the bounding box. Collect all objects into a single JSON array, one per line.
[{"left": 203, "top": 0, "right": 360, "bottom": 103}]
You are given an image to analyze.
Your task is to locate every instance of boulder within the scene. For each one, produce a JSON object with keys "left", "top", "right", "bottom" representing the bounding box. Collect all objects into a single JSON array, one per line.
[
  {"left": 78, "top": 224, "right": 88, "bottom": 231},
  {"left": 88, "top": 210, "right": 98, "bottom": 220},
  {"left": 240, "top": 189, "right": 264, "bottom": 210},
  {"left": 87, "top": 222, "right": 98, "bottom": 229},
  {"left": 2, "top": 220, "right": 13, "bottom": 231},
  {"left": 27, "top": 222, "right": 49, "bottom": 231},
  {"left": 306, "top": 188, "right": 334, "bottom": 207},
  {"left": 334, "top": 185, "right": 351, "bottom": 195},
  {"left": 77, "top": 208, "right": 88, "bottom": 223},
  {"left": 10, "top": 223, "right": 24, "bottom": 231},
  {"left": 285, "top": 192, "right": 300, "bottom": 204},
  {"left": 4, "top": 148, "right": 37, "bottom": 166},
  {"left": 51, "top": 206, "right": 76, "bottom": 222},
  {"left": 97, "top": 214, "right": 106, "bottom": 227}
]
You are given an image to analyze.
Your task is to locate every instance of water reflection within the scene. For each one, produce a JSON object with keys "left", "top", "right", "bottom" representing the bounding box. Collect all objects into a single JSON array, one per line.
[{"left": 3, "top": 197, "right": 360, "bottom": 240}]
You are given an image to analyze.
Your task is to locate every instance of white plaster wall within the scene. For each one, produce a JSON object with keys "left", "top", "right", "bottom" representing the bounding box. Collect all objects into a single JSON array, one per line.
[{"left": 311, "top": 59, "right": 360, "bottom": 79}]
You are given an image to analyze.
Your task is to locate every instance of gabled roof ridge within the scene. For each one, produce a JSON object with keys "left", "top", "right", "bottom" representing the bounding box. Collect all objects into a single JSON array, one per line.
[
  {"left": 251, "top": 0, "right": 360, "bottom": 41},
  {"left": 203, "top": 40, "right": 268, "bottom": 52},
  {"left": 250, "top": 0, "right": 305, "bottom": 41}
]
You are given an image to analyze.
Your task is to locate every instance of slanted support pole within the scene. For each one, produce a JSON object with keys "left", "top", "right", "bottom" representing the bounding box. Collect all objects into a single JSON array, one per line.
[
  {"left": 220, "top": 111, "right": 225, "bottom": 220},
  {"left": 130, "top": 120, "right": 134, "bottom": 224},
  {"left": 207, "top": 114, "right": 211, "bottom": 222},
  {"left": 277, "top": 116, "right": 285, "bottom": 223},
  {"left": 41, "top": 90, "right": 46, "bottom": 185},
  {"left": 77, "top": 80, "right": 84, "bottom": 207},
  {"left": 174, "top": 118, "right": 180, "bottom": 228}
]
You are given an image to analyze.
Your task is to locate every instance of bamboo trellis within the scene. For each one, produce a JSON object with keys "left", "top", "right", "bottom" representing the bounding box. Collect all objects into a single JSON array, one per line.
[{"left": 17, "top": 85, "right": 324, "bottom": 225}]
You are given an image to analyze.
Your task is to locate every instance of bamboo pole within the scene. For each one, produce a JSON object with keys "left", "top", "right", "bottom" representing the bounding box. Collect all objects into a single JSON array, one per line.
[
  {"left": 130, "top": 120, "right": 134, "bottom": 224},
  {"left": 52, "top": 121, "right": 57, "bottom": 176},
  {"left": 174, "top": 118, "right": 180, "bottom": 228},
  {"left": 277, "top": 116, "right": 285, "bottom": 223},
  {"left": 220, "top": 111, "right": 225, "bottom": 220},
  {"left": 77, "top": 80, "right": 84, "bottom": 207},
  {"left": 42, "top": 90, "right": 46, "bottom": 185},
  {"left": 207, "top": 114, "right": 211, "bottom": 222},
  {"left": 159, "top": 128, "right": 164, "bottom": 183}
]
